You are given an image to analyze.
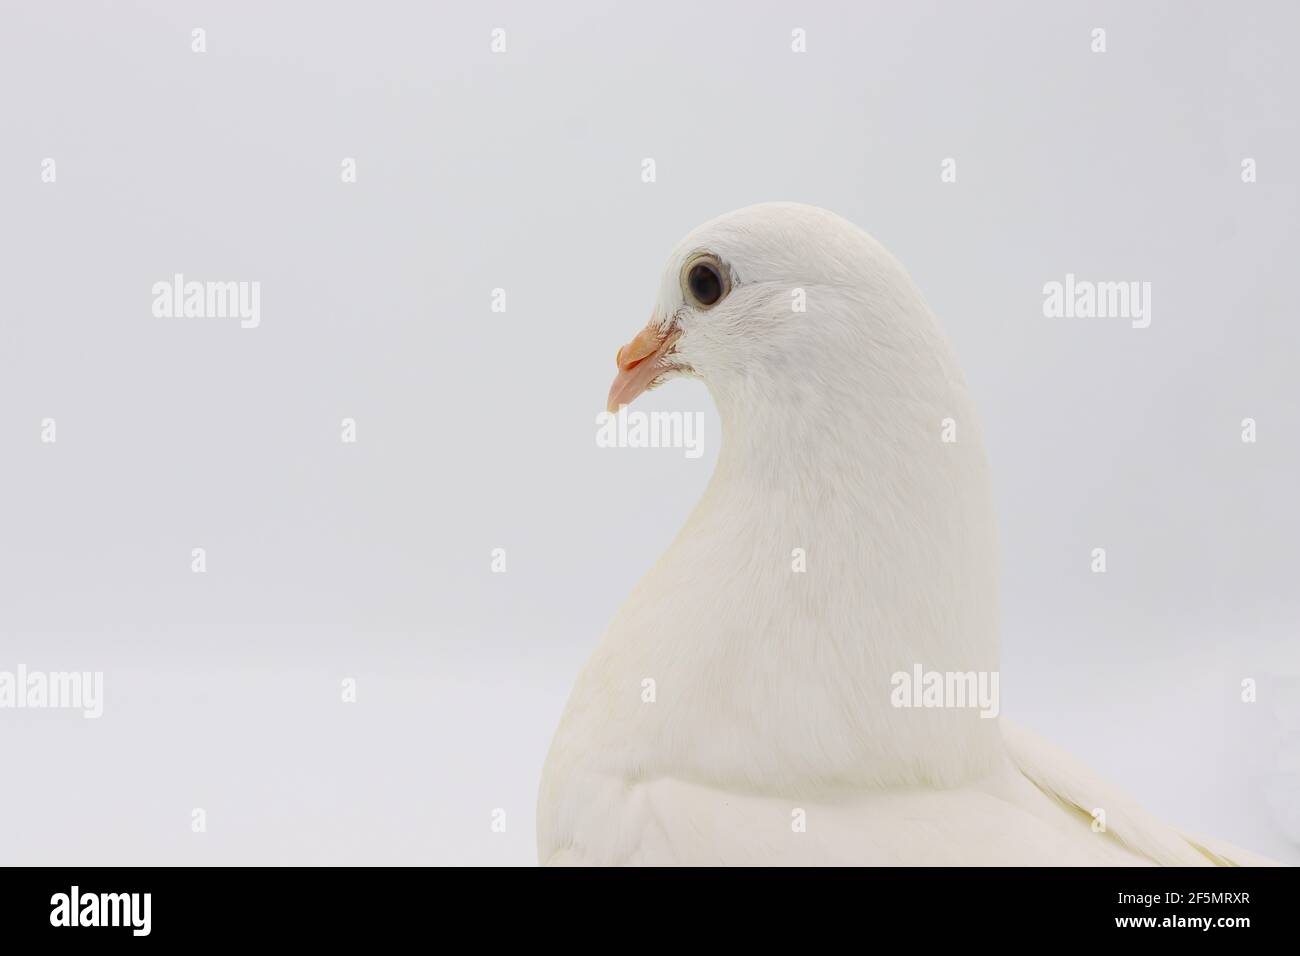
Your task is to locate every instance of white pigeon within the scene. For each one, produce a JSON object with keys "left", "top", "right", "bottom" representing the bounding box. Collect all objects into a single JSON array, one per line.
[{"left": 538, "top": 202, "right": 1275, "bottom": 866}]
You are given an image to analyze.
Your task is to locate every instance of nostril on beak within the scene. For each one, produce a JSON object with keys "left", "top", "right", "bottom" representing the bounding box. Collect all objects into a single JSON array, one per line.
[
  {"left": 615, "top": 326, "right": 664, "bottom": 370},
  {"left": 617, "top": 346, "right": 647, "bottom": 371}
]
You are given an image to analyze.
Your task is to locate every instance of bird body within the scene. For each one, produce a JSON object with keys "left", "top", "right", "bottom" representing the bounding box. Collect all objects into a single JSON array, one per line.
[{"left": 538, "top": 203, "right": 1273, "bottom": 867}]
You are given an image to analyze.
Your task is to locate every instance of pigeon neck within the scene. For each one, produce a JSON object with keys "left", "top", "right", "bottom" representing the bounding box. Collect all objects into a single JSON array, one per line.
[{"left": 666, "top": 347, "right": 1006, "bottom": 787}]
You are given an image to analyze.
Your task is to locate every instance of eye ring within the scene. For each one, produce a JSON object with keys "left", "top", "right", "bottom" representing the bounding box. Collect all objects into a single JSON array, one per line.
[{"left": 680, "top": 253, "right": 730, "bottom": 310}]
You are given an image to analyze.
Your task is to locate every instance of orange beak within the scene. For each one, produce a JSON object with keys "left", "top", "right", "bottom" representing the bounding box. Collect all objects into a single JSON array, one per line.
[{"left": 606, "top": 323, "right": 681, "bottom": 413}]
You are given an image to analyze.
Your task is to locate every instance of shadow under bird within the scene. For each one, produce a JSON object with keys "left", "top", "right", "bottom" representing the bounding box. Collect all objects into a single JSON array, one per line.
[{"left": 537, "top": 202, "right": 1275, "bottom": 866}]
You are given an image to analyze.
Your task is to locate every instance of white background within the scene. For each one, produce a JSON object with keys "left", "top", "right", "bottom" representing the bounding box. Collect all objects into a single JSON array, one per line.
[{"left": 1, "top": 1, "right": 1297, "bottom": 864}]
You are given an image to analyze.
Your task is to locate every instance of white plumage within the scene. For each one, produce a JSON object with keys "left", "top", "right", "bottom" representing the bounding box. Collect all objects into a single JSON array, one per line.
[{"left": 538, "top": 203, "right": 1273, "bottom": 866}]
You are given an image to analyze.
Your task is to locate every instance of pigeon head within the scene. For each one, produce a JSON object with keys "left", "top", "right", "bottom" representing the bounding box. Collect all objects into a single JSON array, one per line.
[{"left": 606, "top": 202, "right": 934, "bottom": 416}]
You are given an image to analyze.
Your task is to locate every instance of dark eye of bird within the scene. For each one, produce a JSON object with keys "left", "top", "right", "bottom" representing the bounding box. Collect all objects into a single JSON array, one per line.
[{"left": 688, "top": 262, "right": 723, "bottom": 307}]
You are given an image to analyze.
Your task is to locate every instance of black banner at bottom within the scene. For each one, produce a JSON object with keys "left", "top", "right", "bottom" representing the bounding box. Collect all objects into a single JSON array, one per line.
[{"left": 0, "top": 865, "right": 1292, "bottom": 942}]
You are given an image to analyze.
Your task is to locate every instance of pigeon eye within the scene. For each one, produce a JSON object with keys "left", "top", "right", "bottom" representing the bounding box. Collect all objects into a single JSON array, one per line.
[{"left": 682, "top": 255, "right": 729, "bottom": 309}]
